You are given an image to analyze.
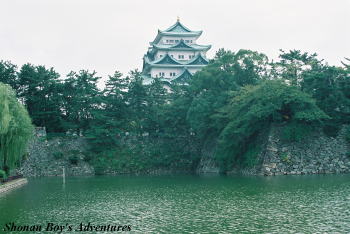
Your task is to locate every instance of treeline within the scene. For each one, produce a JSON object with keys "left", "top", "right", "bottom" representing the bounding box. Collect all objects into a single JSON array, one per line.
[{"left": 0, "top": 49, "right": 349, "bottom": 173}]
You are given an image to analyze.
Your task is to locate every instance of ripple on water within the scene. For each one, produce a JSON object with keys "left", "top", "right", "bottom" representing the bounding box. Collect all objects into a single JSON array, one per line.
[{"left": 1, "top": 175, "right": 350, "bottom": 233}]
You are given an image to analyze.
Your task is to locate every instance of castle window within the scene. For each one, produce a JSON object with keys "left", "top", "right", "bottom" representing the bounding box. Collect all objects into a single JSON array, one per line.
[
  {"left": 170, "top": 72, "right": 176, "bottom": 77},
  {"left": 175, "top": 40, "right": 179, "bottom": 43},
  {"left": 178, "top": 55, "right": 184, "bottom": 59},
  {"left": 159, "top": 55, "right": 163, "bottom": 58},
  {"left": 169, "top": 40, "right": 174, "bottom": 43},
  {"left": 159, "top": 72, "right": 165, "bottom": 77}
]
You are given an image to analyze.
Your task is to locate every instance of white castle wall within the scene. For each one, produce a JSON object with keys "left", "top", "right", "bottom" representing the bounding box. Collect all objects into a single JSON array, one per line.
[
  {"left": 155, "top": 51, "right": 198, "bottom": 61},
  {"left": 151, "top": 67, "right": 183, "bottom": 78},
  {"left": 150, "top": 67, "right": 203, "bottom": 78},
  {"left": 160, "top": 36, "right": 197, "bottom": 44}
]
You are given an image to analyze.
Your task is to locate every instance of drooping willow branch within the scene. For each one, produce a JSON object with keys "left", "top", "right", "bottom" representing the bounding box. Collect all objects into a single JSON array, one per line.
[{"left": 0, "top": 83, "right": 33, "bottom": 172}]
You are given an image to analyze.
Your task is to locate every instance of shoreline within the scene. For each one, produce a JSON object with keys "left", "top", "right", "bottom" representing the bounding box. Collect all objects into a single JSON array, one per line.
[{"left": 0, "top": 178, "right": 28, "bottom": 195}]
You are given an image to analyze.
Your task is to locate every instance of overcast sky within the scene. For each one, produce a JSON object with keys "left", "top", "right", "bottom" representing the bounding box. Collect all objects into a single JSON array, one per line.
[{"left": 1, "top": 0, "right": 349, "bottom": 82}]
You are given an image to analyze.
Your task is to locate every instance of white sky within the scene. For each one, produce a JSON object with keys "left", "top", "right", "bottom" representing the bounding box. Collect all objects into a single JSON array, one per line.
[{"left": 0, "top": 0, "right": 349, "bottom": 82}]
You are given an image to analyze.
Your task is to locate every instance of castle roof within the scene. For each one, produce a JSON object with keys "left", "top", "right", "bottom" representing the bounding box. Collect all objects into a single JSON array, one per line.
[
  {"left": 142, "top": 67, "right": 194, "bottom": 85},
  {"left": 151, "top": 39, "right": 211, "bottom": 51},
  {"left": 143, "top": 52, "right": 209, "bottom": 68},
  {"left": 152, "top": 21, "right": 202, "bottom": 44},
  {"left": 186, "top": 53, "right": 209, "bottom": 65},
  {"left": 152, "top": 53, "right": 182, "bottom": 65},
  {"left": 163, "top": 20, "right": 198, "bottom": 33},
  {"left": 171, "top": 68, "right": 193, "bottom": 83}
]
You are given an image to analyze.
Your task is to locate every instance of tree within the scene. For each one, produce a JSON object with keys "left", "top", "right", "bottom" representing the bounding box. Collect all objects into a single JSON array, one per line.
[
  {"left": 17, "top": 64, "right": 64, "bottom": 133},
  {"left": 126, "top": 70, "right": 147, "bottom": 136},
  {"left": 61, "top": 70, "right": 101, "bottom": 135},
  {"left": 216, "top": 81, "right": 329, "bottom": 171},
  {"left": 272, "top": 50, "right": 322, "bottom": 86},
  {"left": 0, "top": 83, "right": 33, "bottom": 175},
  {"left": 86, "top": 71, "right": 130, "bottom": 152},
  {"left": 0, "top": 60, "right": 18, "bottom": 91},
  {"left": 341, "top": 58, "right": 350, "bottom": 70},
  {"left": 187, "top": 49, "right": 268, "bottom": 142},
  {"left": 143, "top": 78, "right": 167, "bottom": 136}
]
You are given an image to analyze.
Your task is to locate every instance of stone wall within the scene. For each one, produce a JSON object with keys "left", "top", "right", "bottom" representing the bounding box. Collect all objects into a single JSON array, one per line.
[
  {"left": 0, "top": 178, "right": 28, "bottom": 194},
  {"left": 18, "top": 125, "right": 350, "bottom": 177},
  {"left": 196, "top": 141, "right": 220, "bottom": 174},
  {"left": 196, "top": 125, "right": 350, "bottom": 176},
  {"left": 17, "top": 136, "right": 94, "bottom": 177},
  {"left": 260, "top": 125, "right": 350, "bottom": 176}
]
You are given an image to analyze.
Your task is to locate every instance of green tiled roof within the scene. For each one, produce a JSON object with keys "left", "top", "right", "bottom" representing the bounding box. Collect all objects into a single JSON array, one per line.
[
  {"left": 152, "top": 21, "right": 202, "bottom": 44},
  {"left": 152, "top": 41, "right": 211, "bottom": 51},
  {"left": 164, "top": 21, "right": 192, "bottom": 33},
  {"left": 142, "top": 68, "right": 195, "bottom": 85},
  {"left": 187, "top": 53, "right": 209, "bottom": 65},
  {"left": 172, "top": 39, "right": 193, "bottom": 48},
  {"left": 152, "top": 53, "right": 182, "bottom": 65},
  {"left": 144, "top": 53, "right": 208, "bottom": 67},
  {"left": 172, "top": 68, "right": 193, "bottom": 83},
  {"left": 151, "top": 39, "right": 211, "bottom": 50}
]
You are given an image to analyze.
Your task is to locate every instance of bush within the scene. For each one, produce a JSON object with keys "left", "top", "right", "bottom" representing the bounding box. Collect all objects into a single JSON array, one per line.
[
  {"left": 93, "top": 157, "right": 108, "bottom": 175},
  {"left": 0, "top": 170, "right": 6, "bottom": 179},
  {"left": 280, "top": 152, "right": 291, "bottom": 164},
  {"left": 83, "top": 152, "right": 94, "bottom": 162},
  {"left": 345, "top": 126, "right": 350, "bottom": 143},
  {"left": 53, "top": 152, "right": 64, "bottom": 160},
  {"left": 241, "top": 145, "right": 260, "bottom": 168},
  {"left": 282, "top": 122, "right": 312, "bottom": 142},
  {"left": 68, "top": 155, "right": 79, "bottom": 165},
  {"left": 69, "top": 149, "right": 80, "bottom": 155},
  {"left": 323, "top": 121, "right": 341, "bottom": 137}
]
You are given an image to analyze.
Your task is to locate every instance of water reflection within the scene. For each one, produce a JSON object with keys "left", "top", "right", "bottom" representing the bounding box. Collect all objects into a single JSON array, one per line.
[{"left": 0, "top": 174, "right": 350, "bottom": 233}]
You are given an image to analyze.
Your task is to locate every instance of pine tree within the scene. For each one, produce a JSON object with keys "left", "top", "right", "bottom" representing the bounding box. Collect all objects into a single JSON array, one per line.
[
  {"left": 61, "top": 70, "right": 101, "bottom": 135},
  {"left": 17, "top": 64, "right": 64, "bottom": 133},
  {"left": 86, "top": 71, "right": 130, "bottom": 152}
]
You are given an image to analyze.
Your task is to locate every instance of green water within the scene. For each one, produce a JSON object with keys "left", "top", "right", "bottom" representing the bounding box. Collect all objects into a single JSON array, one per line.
[{"left": 1, "top": 174, "right": 350, "bottom": 233}]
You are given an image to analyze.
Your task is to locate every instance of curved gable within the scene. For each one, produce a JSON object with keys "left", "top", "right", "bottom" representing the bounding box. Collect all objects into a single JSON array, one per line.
[
  {"left": 187, "top": 54, "right": 209, "bottom": 65},
  {"left": 153, "top": 54, "right": 182, "bottom": 65},
  {"left": 171, "top": 40, "right": 193, "bottom": 49},
  {"left": 173, "top": 68, "right": 193, "bottom": 83},
  {"left": 164, "top": 21, "right": 192, "bottom": 33}
]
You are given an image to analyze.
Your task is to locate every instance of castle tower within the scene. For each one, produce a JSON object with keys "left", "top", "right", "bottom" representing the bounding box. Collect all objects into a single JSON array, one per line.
[{"left": 142, "top": 19, "right": 211, "bottom": 84}]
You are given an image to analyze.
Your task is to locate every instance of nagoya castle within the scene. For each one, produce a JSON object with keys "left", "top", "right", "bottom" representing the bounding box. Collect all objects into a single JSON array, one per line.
[{"left": 142, "top": 18, "right": 211, "bottom": 84}]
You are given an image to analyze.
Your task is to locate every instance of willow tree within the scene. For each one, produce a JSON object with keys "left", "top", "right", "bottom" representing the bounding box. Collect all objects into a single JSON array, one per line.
[{"left": 0, "top": 82, "right": 33, "bottom": 175}]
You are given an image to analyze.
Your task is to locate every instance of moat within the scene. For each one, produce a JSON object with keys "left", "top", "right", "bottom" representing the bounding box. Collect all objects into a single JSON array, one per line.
[{"left": 1, "top": 174, "right": 350, "bottom": 233}]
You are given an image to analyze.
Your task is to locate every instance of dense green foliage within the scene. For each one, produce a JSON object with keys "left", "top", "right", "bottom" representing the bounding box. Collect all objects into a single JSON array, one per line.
[
  {"left": 216, "top": 81, "right": 328, "bottom": 171},
  {"left": 0, "top": 169, "right": 6, "bottom": 179},
  {"left": 346, "top": 126, "right": 350, "bottom": 143},
  {"left": 0, "top": 83, "right": 33, "bottom": 175},
  {"left": 0, "top": 49, "right": 349, "bottom": 174}
]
